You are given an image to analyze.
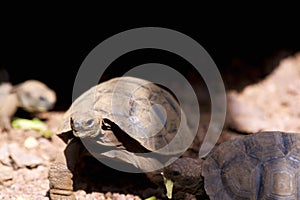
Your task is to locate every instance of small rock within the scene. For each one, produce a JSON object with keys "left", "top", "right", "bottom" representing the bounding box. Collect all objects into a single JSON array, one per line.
[
  {"left": 105, "top": 192, "right": 112, "bottom": 198},
  {"left": 133, "top": 196, "right": 142, "bottom": 200},
  {"left": 125, "top": 194, "right": 135, "bottom": 200},
  {"left": 112, "top": 193, "right": 120, "bottom": 200},
  {"left": 8, "top": 143, "right": 43, "bottom": 168},
  {"left": 227, "top": 53, "right": 300, "bottom": 133},
  {"left": 0, "top": 164, "right": 13, "bottom": 183},
  {"left": 38, "top": 138, "right": 59, "bottom": 161},
  {"left": 115, "top": 194, "right": 126, "bottom": 200},
  {"left": 0, "top": 143, "right": 11, "bottom": 166},
  {"left": 77, "top": 190, "right": 86, "bottom": 195},
  {"left": 86, "top": 192, "right": 106, "bottom": 200},
  {"left": 17, "top": 168, "right": 41, "bottom": 181},
  {"left": 16, "top": 196, "right": 30, "bottom": 200},
  {"left": 24, "top": 136, "right": 39, "bottom": 149}
]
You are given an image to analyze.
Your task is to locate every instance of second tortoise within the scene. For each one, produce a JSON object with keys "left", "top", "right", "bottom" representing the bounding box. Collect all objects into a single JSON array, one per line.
[
  {"left": 0, "top": 80, "right": 56, "bottom": 131},
  {"left": 163, "top": 131, "right": 300, "bottom": 199}
]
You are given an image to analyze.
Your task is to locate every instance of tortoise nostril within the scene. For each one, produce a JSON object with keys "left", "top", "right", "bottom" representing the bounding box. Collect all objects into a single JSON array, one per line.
[
  {"left": 73, "top": 122, "right": 81, "bottom": 129},
  {"left": 71, "top": 118, "right": 81, "bottom": 130}
]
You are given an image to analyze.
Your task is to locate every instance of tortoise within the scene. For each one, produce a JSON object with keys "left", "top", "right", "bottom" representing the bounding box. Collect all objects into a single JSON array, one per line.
[
  {"left": 163, "top": 131, "right": 300, "bottom": 199},
  {"left": 0, "top": 80, "right": 56, "bottom": 131},
  {"left": 48, "top": 76, "right": 194, "bottom": 200}
]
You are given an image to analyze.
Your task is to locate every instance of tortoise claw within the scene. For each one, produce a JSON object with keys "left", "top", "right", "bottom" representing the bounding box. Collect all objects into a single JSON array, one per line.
[{"left": 49, "top": 190, "right": 75, "bottom": 200}]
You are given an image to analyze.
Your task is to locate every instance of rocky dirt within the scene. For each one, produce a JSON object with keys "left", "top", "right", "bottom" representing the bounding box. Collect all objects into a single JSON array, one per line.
[
  {"left": 0, "top": 112, "right": 143, "bottom": 200},
  {"left": 0, "top": 94, "right": 212, "bottom": 200},
  {"left": 0, "top": 105, "right": 240, "bottom": 200},
  {"left": 0, "top": 112, "right": 63, "bottom": 200},
  {"left": 227, "top": 53, "right": 300, "bottom": 133}
]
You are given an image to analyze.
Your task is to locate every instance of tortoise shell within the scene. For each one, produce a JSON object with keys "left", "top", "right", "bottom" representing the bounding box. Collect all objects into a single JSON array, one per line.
[
  {"left": 202, "top": 131, "right": 300, "bottom": 200},
  {"left": 58, "top": 76, "right": 192, "bottom": 155}
]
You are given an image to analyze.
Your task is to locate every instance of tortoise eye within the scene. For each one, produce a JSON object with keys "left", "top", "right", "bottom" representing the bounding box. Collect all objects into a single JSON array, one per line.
[
  {"left": 39, "top": 95, "right": 47, "bottom": 102},
  {"left": 85, "top": 119, "right": 95, "bottom": 127},
  {"left": 171, "top": 170, "right": 181, "bottom": 177}
]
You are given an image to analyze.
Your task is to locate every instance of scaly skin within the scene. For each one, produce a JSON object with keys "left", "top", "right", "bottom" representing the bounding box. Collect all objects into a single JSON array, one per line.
[
  {"left": 49, "top": 138, "right": 83, "bottom": 200},
  {"left": 163, "top": 157, "right": 205, "bottom": 199}
]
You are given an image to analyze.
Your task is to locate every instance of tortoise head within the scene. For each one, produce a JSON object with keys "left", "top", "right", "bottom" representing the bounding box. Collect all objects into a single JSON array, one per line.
[
  {"left": 163, "top": 158, "right": 204, "bottom": 197},
  {"left": 14, "top": 80, "right": 56, "bottom": 112},
  {"left": 70, "top": 111, "right": 102, "bottom": 138}
]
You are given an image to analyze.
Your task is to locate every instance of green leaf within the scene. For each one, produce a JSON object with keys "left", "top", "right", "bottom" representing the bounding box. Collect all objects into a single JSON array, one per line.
[
  {"left": 162, "top": 173, "right": 174, "bottom": 199},
  {"left": 144, "top": 196, "right": 157, "bottom": 200},
  {"left": 12, "top": 117, "right": 47, "bottom": 131}
]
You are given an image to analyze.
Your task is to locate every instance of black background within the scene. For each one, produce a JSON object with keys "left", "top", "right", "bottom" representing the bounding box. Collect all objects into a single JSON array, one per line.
[{"left": 1, "top": 12, "right": 299, "bottom": 110}]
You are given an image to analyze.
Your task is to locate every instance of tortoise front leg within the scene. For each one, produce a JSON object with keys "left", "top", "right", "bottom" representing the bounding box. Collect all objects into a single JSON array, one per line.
[
  {"left": 1, "top": 115, "right": 12, "bottom": 132},
  {"left": 49, "top": 138, "right": 82, "bottom": 200},
  {"left": 0, "top": 93, "right": 18, "bottom": 132}
]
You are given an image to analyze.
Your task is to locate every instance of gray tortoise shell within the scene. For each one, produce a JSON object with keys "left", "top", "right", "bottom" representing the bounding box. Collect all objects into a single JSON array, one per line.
[
  {"left": 58, "top": 76, "right": 192, "bottom": 154},
  {"left": 202, "top": 131, "right": 300, "bottom": 200}
]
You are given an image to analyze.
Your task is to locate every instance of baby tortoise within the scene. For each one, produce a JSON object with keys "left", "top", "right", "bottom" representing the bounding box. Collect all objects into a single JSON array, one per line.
[
  {"left": 49, "top": 76, "right": 193, "bottom": 200},
  {"left": 163, "top": 131, "right": 300, "bottom": 199},
  {"left": 0, "top": 80, "right": 56, "bottom": 131}
]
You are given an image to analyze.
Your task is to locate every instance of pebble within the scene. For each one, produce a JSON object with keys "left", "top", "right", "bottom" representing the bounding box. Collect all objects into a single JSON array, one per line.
[
  {"left": 74, "top": 190, "right": 86, "bottom": 200},
  {"left": 16, "top": 196, "right": 30, "bottom": 200},
  {"left": 0, "top": 143, "right": 11, "bottom": 165},
  {"left": 116, "top": 194, "right": 126, "bottom": 200},
  {"left": 85, "top": 192, "right": 106, "bottom": 199},
  {"left": 9, "top": 143, "right": 43, "bottom": 168},
  {"left": 24, "top": 136, "right": 39, "bottom": 149},
  {"left": 0, "top": 164, "right": 13, "bottom": 183}
]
